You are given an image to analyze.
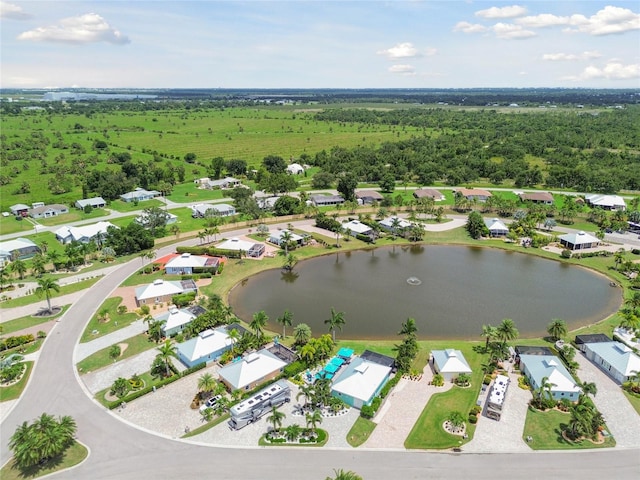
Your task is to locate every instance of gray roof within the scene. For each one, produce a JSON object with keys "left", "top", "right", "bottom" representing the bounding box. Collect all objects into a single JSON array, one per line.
[{"left": 584, "top": 341, "right": 640, "bottom": 376}]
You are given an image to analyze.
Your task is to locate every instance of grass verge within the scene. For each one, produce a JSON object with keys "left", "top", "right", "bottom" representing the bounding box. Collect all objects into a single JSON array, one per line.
[
  {"left": 0, "top": 441, "right": 88, "bottom": 480},
  {"left": 346, "top": 417, "right": 377, "bottom": 447},
  {"left": 0, "top": 306, "right": 69, "bottom": 335},
  {"left": 522, "top": 407, "right": 616, "bottom": 450},
  {"left": 0, "top": 278, "right": 102, "bottom": 309},
  {"left": 0, "top": 361, "right": 34, "bottom": 402},
  {"left": 182, "top": 413, "right": 230, "bottom": 438},
  {"left": 258, "top": 428, "right": 328, "bottom": 447},
  {"left": 622, "top": 390, "right": 640, "bottom": 416},
  {"left": 79, "top": 297, "right": 139, "bottom": 343},
  {"left": 77, "top": 333, "right": 156, "bottom": 374}
]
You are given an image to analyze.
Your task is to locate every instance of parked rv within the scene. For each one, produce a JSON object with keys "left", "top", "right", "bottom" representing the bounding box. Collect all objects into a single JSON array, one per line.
[{"left": 228, "top": 380, "right": 291, "bottom": 430}]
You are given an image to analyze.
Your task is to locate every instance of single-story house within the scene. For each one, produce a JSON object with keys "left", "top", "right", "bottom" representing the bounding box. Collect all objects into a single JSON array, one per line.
[
  {"left": 457, "top": 188, "right": 492, "bottom": 202},
  {"left": 515, "top": 345, "right": 554, "bottom": 357},
  {"left": 379, "top": 216, "right": 412, "bottom": 233},
  {"left": 9, "top": 204, "right": 30, "bottom": 217},
  {"left": 518, "top": 354, "right": 581, "bottom": 401},
  {"left": 575, "top": 334, "right": 612, "bottom": 352},
  {"left": 431, "top": 349, "right": 472, "bottom": 382},
  {"left": 519, "top": 192, "right": 554, "bottom": 205},
  {"left": 75, "top": 197, "right": 106, "bottom": 209},
  {"left": 177, "top": 327, "right": 235, "bottom": 368},
  {"left": 268, "top": 229, "right": 304, "bottom": 247},
  {"left": 157, "top": 306, "right": 199, "bottom": 337},
  {"left": 28, "top": 204, "right": 69, "bottom": 219},
  {"left": 218, "top": 348, "right": 289, "bottom": 391},
  {"left": 201, "top": 177, "right": 242, "bottom": 190},
  {"left": 119, "top": 188, "right": 161, "bottom": 203},
  {"left": 485, "top": 218, "right": 509, "bottom": 237},
  {"left": 286, "top": 163, "right": 305, "bottom": 175},
  {"left": 342, "top": 220, "right": 374, "bottom": 238},
  {"left": 310, "top": 194, "right": 345, "bottom": 207},
  {"left": 360, "top": 350, "right": 395, "bottom": 369},
  {"left": 164, "top": 253, "right": 220, "bottom": 275},
  {"left": 255, "top": 195, "right": 279, "bottom": 210},
  {"left": 413, "top": 188, "right": 445, "bottom": 201},
  {"left": 0, "top": 238, "right": 40, "bottom": 265},
  {"left": 356, "top": 190, "right": 384, "bottom": 205},
  {"left": 582, "top": 341, "right": 640, "bottom": 384},
  {"left": 135, "top": 211, "right": 178, "bottom": 228},
  {"left": 330, "top": 356, "right": 393, "bottom": 409},
  {"left": 217, "top": 237, "right": 265, "bottom": 257},
  {"left": 54, "top": 221, "right": 116, "bottom": 245},
  {"left": 558, "top": 231, "right": 601, "bottom": 250},
  {"left": 134, "top": 279, "right": 197, "bottom": 307},
  {"left": 585, "top": 194, "right": 626, "bottom": 212},
  {"left": 191, "top": 203, "right": 236, "bottom": 218}
]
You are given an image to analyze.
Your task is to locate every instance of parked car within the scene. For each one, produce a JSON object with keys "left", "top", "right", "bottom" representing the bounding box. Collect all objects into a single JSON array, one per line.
[{"left": 199, "top": 394, "right": 222, "bottom": 412}]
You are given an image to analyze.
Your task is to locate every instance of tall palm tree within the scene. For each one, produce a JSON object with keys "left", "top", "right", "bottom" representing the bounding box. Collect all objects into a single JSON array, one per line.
[
  {"left": 325, "top": 308, "right": 346, "bottom": 343},
  {"left": 481, "top": 324, "right": 498, "bottom": 351},
  {"left": 227, "top": 328, "right": 241, "bottom": 354},
  {"left": 390, "top": 217, "right": 401, "bottom": 240},
  {"left": 619, "top": 310, "right": 640, "bottom": 331},
  {"left": 613, "top": 248, "right": 625, "bottom": 271},
  {"left": 297, "top": 384, "right": 315, "bottom": 409},
  {"left": 250, "top": 310, "right": 268, "bottom": 340},
  {"left": 47, "top": 250, "right": 61, "bottom": 272},
  {"left": 280, "top": 230, "right": 293, "bottom": 255},
  {"left": 267, "top": 406, "right": 285, "bottom": 433},
  {"left": 579, "top": 381, "right": 597, "bottom": 398},
  {"left": 398, "top": 317, "right": 418, "bottom": 338},
  {"left": 305, "top": 408, "right": 323, "bottom": 434},
  {"left": 156, "top": 339, "right": 178, "bottom": 377},
  {"left": 9, "top": 258, "right": 27, "bottom": 280},
  {"left": 198, "top": 372, "right": 216, "bottom": 397},
  {"left": 276, "top": 310, "right": 293, "bottom": 338},
  {"left": 496, "top": 318, "right": 519, "bottom": 345},
  {"left": 299, "top": 343, "right": 317, "bottom": 364},
  {"left": 35, "top": 277, "right": 60, "bottom": 313},
  {"left": 547, "top": 318, "right": 567, "bottom": 341}
]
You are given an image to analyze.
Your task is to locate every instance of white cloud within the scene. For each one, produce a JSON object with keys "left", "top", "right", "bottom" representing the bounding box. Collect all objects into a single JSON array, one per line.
[
  {"left": 452, "top": 21, "right": 487, "bottom": 34},
  {"left": 564, "top": 62, "right": 640, "bottom": 81},
  {"left": 543, "top": 51, "right": 602, "bottom": 61},
  {"left": 491, "top": 23, "right": 536, "bottom": 39},
  {"left": 389, "top": 64, "right": 416, "bottom": 75},
  {"left": 475, "top": 5, "right": 527, "bottom": 19},
  {"left": 377, "top": 42, "right": 420, "bottom": 59},
  {"left": 518, "top": 6, "right": 639, "bottom": 35},
  {"left": 0, "top": 1, "right": 32, "bottom": 20},
  {"left": 17, "top": 13, "right": 130, "bottom": 45}
]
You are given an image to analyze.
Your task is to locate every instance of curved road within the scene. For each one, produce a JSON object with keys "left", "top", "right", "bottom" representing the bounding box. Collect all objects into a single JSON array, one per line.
[{"left": 1, "top": 232, "right": 640, "bottom": 479}]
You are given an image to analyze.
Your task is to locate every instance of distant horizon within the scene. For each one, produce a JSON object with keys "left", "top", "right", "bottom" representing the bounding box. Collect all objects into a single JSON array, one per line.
[{"left": 1, "top": 1, "right": 638, "bottom": 89}]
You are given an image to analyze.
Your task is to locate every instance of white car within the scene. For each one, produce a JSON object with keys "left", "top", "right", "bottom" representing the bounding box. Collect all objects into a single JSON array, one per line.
[{"left": 199, "top": 395, "right": 222, "bottom": 412}]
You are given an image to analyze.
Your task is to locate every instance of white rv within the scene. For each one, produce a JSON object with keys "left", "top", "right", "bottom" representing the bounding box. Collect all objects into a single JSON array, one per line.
[
  {"left": 228, "top": 379, "right": 291, "bottom": 430},
  {"left": 486, "top": 374, "right": 510, "bottom": 421}
]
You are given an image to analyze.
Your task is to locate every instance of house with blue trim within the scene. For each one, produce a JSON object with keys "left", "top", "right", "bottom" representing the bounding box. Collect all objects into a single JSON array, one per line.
[
  {"left": 120, "top": 188, "right": 161, "bottom": 203},
  {"left": 582, "top": 341, "right": 640, "bottom": 384},
  {"left": 519, "top": 353, "right": 581, "bottom": 401},
  {"left": 431, "top": 349, "right": 472, "bottom": 382},
  {"left": 176, "top": 327, "right": 235, "bottom": 368},
  {"left": 330, "top": 356, "right": 393, "bottom": 409},
  {"left": 164, "top": 253, "right": 220, "bottom": 275}
]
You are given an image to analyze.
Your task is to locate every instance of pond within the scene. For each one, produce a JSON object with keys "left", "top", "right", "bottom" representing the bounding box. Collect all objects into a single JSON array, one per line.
[{"left": 228, "top": 245, "right": 621, "bottom": 340}]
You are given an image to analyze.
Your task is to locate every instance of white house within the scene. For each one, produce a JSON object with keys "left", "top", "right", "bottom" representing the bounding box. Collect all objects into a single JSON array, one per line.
[
  {"left": 558, "top": 231, "right": 601, "bottom": 251},
  {"left": 0, "top": 238, "right": 40, "bottom": 265},
  {"left": 199, "top": 177, "right": 242, "bottom": 190},
  {"left": 310, "top": 194, "right": 345, "bottom": 207},
  {"left": 218, "top": 349, "right": 288, "bottom": 391},
  {"left": 217, "top": 237, "right": 265, "bottom": 257},
  {"left": 485, "top": 218, "right": 509, "bottom": 237},
  {"left": 9, "top": 204, "right": 30, "bottom": 216},
  {"left": 119, "top": 188, "right": 161, "bottom": 203},
  {"left": 268, "top": 229, "right": 304, "bottom": 247},
  {"left": 330, "top": 357, "right": 392, "bottom": 409},
  {"left": 379, "top": 216, "right": 412, "bottom": 233},
  {"left": 54, "top": 221, "right": 116, "bottom": 244},
  {"left": 164, "top": 253, "right": 220, "bottom": 275},
  {"left": 583, "top": 341, "right": 640, "bottom": 384},
  {"left": 177, "top": 328, "right": 235, "bottom": 368},
  {"left": 134, "top": 279, "right": 197, "bottom": 306},
  {"left": 28, "top": 204, "right": 69, "bottom": 219},
  {"left": 157, "top": 306, "right": 198, "bottom": 337},
  {"left": 585, "top": 194, "right": 626, "bottom": 211},
  {"left": 519, "top": 354, "right": 581, "bottom": 401},
  {"left": 191, "top": 203, "right": 236, "bottom": 218},
  {"left": 431, "top": 349, "right": 472, "bottom": 382},
  {"left": 75, "top": 197, "right": 106, "bottom": 209},
  {"left": 286, "top": 163, "right": 305, "bottom": 175},
  {"left": 135, "top": 211, "right": 177, "bottom": 227}
]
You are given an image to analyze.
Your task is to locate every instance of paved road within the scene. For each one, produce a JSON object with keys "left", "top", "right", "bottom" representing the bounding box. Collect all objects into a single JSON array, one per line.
[{"left": 1, "top": 227, "right": 640, "bottom": 479}]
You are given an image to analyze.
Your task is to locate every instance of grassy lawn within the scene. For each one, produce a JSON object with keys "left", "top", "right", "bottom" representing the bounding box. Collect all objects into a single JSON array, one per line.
[
  {"left": 35, "top": 208, "right": 109, "bottom": 226},
  {"left": 522, "top": 408, "right": 616, "bottom": 450},
  {"left": 0, "top": 278, "right": 102, "bottom": 309},
  {"left": 258, "top": 428, "right": 328, "bottom": 447},
  {"left": 0, "top": 361, "right": 34, "bottom": 402},
  {"left": 77, "top": 333, "right": 156, "bottom": 374},
  {"left": 108, "top": 199, "right": 164, "bottom": 212},
  {"left": 623, "top": 390, "right": 640, "bottom": 416},
  {"left": 1, "top": 339, "right": 44, "bottom": 357},
  {"left": 79, "top": 297, "right": 139, "bottom": 343},
  {"left": 346, "top": 417, "right": 377, "bottom": 447},
  {"left": 168, "top": 183, "right": 227, "bottom": 203},
  {"left": 182, "top": 413, "right": 231, "bottom": 438},
  {"left": 0, "top": 217, "right": 39, "bottom": 236},
  {"left": 0, "top": 441, "right": 88, "bottom": 480},
  {"left": 0, "top": 305, "right": 69, "bottom": 335}
]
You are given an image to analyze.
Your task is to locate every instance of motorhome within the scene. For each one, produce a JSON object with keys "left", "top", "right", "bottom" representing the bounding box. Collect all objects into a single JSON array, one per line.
[
  {"left": 228, "top": 380, "right": 291, "bottom": 430},
  {"left": 486, "top": 374, "right": 510, "bottom": 421}
]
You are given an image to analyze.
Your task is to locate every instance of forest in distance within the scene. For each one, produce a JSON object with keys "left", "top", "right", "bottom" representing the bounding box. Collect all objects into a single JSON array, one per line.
[{"left": 1, "top": 89, "right": 639, "bottom": 212}]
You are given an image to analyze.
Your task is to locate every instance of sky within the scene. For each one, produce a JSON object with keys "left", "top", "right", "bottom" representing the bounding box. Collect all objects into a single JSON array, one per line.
[{"left": 1, "top": 1, "right": 639, "bottom": 89}]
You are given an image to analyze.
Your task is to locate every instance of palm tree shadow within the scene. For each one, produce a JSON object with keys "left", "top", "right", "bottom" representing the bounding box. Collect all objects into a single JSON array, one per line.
[{"left": 281, "top": 271, "right": 299, "bottom": 283}]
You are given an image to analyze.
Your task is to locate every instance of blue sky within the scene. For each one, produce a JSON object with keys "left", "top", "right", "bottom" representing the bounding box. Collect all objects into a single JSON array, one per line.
[{"left": 1, "top": 1, "right": 638, "bottom": 89}]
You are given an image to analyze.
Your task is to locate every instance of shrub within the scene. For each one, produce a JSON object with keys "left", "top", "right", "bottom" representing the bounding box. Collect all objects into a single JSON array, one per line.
[
  {"left": 632, "top": 249, "right": 640, "bottom": 255},
  {"left": 360, "top": 405, "right": 375, "bottom": 419},
  {"left": 139, "top": 304, "right": 150, "bottom": 315},
  {"left": 561, "top": 249, "right": 572, "bottom": 259},
  {"left": 283, "top": 360, "right": 306, "bottom": 378},
  {"left": 468, "top": 414, "right": 478, "bottom": 424},
  {"left": 483, "top": 375, "right": 492, "bottom": 385},
  {"left": 37, "top": 330, "right": 47, "bottom": 339},
  {"left": 432, "top": 373, "right": 445, "bottom": 386},
  {"left": 470, "top": 405, "right": 482, "bottom": 415},
  {"left": 117, "top": 305, "right": 128, "bottom": 314}
]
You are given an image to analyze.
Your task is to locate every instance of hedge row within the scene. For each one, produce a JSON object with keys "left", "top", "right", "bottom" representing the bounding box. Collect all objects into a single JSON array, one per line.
[
  {"left": 1, "top": 334, "right": 35, "bottom": 351},
  {"left": 360, "top": 372, "right": 401, "bottom": 419},
  {"left": 176, "top": 246, "right": 243, "bottom": 259}
]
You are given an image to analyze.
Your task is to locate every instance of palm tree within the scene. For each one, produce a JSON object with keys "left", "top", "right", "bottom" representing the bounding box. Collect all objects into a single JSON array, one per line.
[
  {"left": 613, "top": 248, "right": 625, "bottom": 271},
  {"left": 297, "top": 384, "right": 315, "bottom": 409},
  {"left": 170, "top": 224, "right": 181, "bottom": 239},
  {"left": 326, "top": 470, "right": 363, "bottom": 480},
  {"left": 46, "top": 250, "right": 61, "bottom": 272},
  {"left": 284, "top": 423, "right": 303, "bottom": 442},
  {"left": 197, "top": 231, "right": 206, "bottom": 244},
  {"left": 250, "top": 310, "right": 268, "bottom": 340},
  {"left": 156, "top": 339, "right": 178, "bottom": 377},
  {"left": 31, "top": 253, "right": 47, "bottom": 277},
  {"left": 305, "top": 408, "right": 323, "bottom": 434},
  {"left": 481, "top": 324, "right": 498, "bottom": 351},
  {"left": 496, "top": 318, "right": 519, "bottom": 345},
  {"left": 579, "top": 381, "right": 597, "bottom": 398},
  {"left": 198, "top": 372, "right": 216, "bottom": 398},
  {"left": 35, "top": 277, "right": 60, "bottom": 314},
  {"left": 280, "top": 230, "right": 293, "bottom": 255},
  {"left": 625, "top": 292, "right": 640, "bottom": 312},
  {"left": 97, "top": 307, "right": 110, "bottom": 323},
  {"left": 619, "top": 310, "right": 640, "bottom": 331},
  {"left": 446, "top": 411, "right": 465, "bottom": 429},
  {"left": 9, "top": 258, "right": 27, "bottom": 280},
  {"left": 299, "top": 343, "right": 317, "bottom": 364},
  {"left": 398, "top": 317, "right": 418, "bottom": 338},
  {"left": 294, "top": 323, "right": 312, "bottom": 345},
  {"left": 324, "top": 308, "right": 346, "bottom": 343},
  {"left": 276, "top": 310, "right": 293, "bottom": 338},
  {"left": 9, "top": 413, "right": 77, "bottom": 468},
  {"left": 390, "top": 217, "right": 401, "bottom": 240},
  {"left": 227, "top": 328, "right": 241, "bottom": 354},
  {"left": 547, "top": 318, "right": 567, "bottom": 341},
  {"left": 267, "top": 406, "right": 285, "bottom": 433},
  {"left": 282, "top": 253, "right": 298, "bottom": 272}
]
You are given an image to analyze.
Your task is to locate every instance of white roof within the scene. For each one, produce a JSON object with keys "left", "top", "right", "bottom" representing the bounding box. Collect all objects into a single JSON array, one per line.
[
  {"left": 75, "top": 197, "right": 106, "bottom": 208},
  {"left": 135, "top": 279, "right": 185, "bottom": 301},
  {"left": 519, "top": 354, "right": 581, "bottom": 394},
  {"left": 488, "top": 374, "right": 510, "bottom": 407},
  {"left": 432, "top": 349, "right": 473, "bottom": 374},
  {"left": 177, "top": 328, "right": 234, "bottom": 362},
  {"left": 164, "top": 253, "right": 209, "bottom": 269},
  {"left": 269, "top": 229, "right": 304, "bottom": 242},
  {"left": 379, "top": 216, "right": 412, "bottom": 229},
  {"left": 558, "top": 231, "right": 600, "bottom": 246},
  {"left": 585, "top": 194, "right": 626, "bottom": 208},
  {"left": 584, "top": 341, "right": 640, "bottom": 377},
  {"left": 342, "top": 220, "right": 373, "bottom": 235},
  {"left": 218, "top": 349, "right": 287, "bottom": 390},
  {"left": 0, "top": 237, "right": 37, "bottom": 256},
  {"left": 331, "top": 358, "right": 392, "bottom": 403},
  {"left": 286, "top": 163, "right": 304, "bottom": 173},
  {"left": 485, "top": 218, "right": 508, "bottom": 232},
  {"left": 54, "top": 221, "right": 116, "bottom": 242},
  {"left": 217, "top": 237, "right": 258, "bottom": 251},
  {"left": 157, "top": 307, "right": 197, "bottom": 332}
]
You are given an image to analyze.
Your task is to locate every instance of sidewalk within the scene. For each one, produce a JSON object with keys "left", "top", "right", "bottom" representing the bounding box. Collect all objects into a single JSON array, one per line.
[{"left": 75, "top": 319, "right": 147, "bottom": 362}]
